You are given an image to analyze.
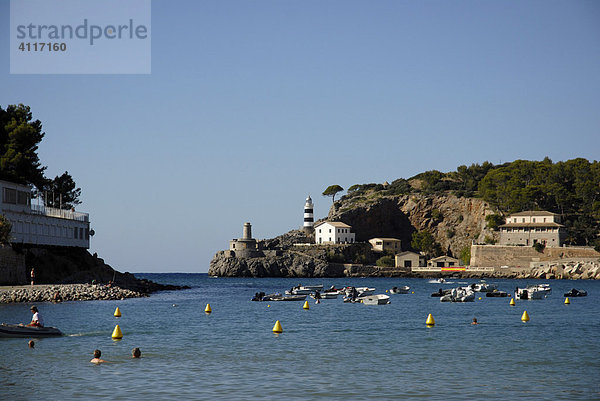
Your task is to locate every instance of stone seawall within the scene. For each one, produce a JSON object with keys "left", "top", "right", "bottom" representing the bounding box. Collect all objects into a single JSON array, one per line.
[
  {"left": 0, "top": 245, "right": 26, "bottom": 285},
  {"left": 470, "top": 245, "right": 600, "bottom": 268}
]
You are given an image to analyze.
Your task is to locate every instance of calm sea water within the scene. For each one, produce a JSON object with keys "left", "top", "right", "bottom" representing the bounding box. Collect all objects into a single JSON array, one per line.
[{"left": 1, "top": 274, "right": 599, "bottom": 400}]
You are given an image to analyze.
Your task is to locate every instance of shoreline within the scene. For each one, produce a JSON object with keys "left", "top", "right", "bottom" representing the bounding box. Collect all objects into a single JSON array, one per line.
[{"left": 0, "top": 283, "right": 148, "bottom": 304}]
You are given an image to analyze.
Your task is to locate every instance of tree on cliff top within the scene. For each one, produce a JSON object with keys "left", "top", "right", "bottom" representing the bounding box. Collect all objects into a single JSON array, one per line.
[
  {"left": 322, "top": 185, "right": 344, "bottom": 203},
  {"left": 0, "top": 104, "right": 47, "bottom": 189},
  {"left": 44, "top": 172, "right": 82, "bottom": 209},
  {"left": 0, "top": 104, "right": 82, "bottom": 208}
]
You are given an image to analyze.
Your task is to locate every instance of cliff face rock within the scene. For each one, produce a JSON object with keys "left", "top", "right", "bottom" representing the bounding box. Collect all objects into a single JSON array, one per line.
[
  {"left": 2, "top": 245, "right": 182, "bottom": 293},
  {"left": 327, "top": 193, "right": 495, "bottom": 257},
  {"left": 209, "top": 250, "right": 345, "bottom": 278}
]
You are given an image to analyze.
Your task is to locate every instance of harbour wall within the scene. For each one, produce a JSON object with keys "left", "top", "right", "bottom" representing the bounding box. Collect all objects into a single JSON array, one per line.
[{"left": 470, "top": 244, "right": 600, "bottom": 268}]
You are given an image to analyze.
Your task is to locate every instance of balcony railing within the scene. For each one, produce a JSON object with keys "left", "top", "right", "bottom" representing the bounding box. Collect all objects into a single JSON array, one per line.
[{"left": 30, "top": 204, "right": 89, "bottom": 222}]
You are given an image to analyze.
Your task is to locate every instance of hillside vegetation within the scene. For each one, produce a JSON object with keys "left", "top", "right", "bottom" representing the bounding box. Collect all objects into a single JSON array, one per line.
[{"left": 334, "top": 158, "right": 600, "bottom": 250}]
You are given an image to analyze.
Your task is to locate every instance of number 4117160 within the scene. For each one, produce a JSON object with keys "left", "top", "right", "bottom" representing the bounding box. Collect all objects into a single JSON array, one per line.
[{"left": 19, "top": 42, "right": 67, "bottom": 52}]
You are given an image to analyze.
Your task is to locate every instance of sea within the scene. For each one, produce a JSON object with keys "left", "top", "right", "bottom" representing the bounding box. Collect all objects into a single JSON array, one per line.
[{"left": 1, "top": 274, "right": 599, "bottom": 400}]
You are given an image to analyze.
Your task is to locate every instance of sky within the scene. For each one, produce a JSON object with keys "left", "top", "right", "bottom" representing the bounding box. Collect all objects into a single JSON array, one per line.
[{"left": 1, "top": 0, "right": 599, "bottom": 272}]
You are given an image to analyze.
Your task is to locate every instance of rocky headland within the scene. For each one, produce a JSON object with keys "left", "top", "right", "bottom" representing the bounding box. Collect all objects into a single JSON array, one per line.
[{"left": 209, "top": 192, "right": 600, "bottom": 279}]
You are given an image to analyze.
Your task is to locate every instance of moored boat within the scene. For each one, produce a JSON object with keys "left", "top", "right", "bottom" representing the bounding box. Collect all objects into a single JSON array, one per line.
[
  {"left": 285, "top": 284, "right": 324, "bottom": 295},
  {"left": 0, "top": 324, "right": 63, "bottom": 338},
  {"left": 440, "top": 287, "right": 475, "bottom": 302},
  {"left": 389, "top": 286, "right": 410, "bottom": 294},
  {"left": 563, "top": 288, "right": 587, "bottom": 297},
  {"left": 485, "top": 290, "right": 508, "bottom": 297},
  {"left": 358, "top": 294, "right": 391, "bottom": 305}
]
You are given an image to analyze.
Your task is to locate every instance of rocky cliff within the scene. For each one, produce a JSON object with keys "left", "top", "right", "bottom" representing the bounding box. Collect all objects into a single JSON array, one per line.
[{"left": 327, "top": 193, "right": 495, "bottom": 257}]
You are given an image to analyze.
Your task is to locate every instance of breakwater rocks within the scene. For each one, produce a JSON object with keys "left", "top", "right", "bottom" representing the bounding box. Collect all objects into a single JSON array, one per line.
[
  {"left": 521, "top": 261, "right": 600, "bottom": 280},
  {"left": 0, "top": 284, "right": 147, "bottom": 304}
]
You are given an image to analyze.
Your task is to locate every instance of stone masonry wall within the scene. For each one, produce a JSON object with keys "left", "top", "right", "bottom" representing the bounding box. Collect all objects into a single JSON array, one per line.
[
  {"left": 470, "top": 244, "right": 600, "bottom": 268},
  {"left": 0, "top": 245, "right": 27, "bottom": 285}
]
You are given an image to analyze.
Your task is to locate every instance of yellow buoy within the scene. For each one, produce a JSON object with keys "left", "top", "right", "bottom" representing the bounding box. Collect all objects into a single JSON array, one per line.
[
  {"left": 267, "top": 304, "right": 270, "bottom": 308},
  {"left": 426, "top": 313, "right": 435, "bottom": 326},
  {"left": 111, "top": 324, "right": 123, "bottom": 339},
  {"left": 205, "top": 303, "right": 212, "bottom": 314},
  {"left": 113, "top": 307, "right": 121, "bottom": 317},
  {"left": 303, "top": 300, "right": 310, "bottom": 310},
  {"left": 564, "top": 297, "right": 570, "bottom": 305},
  {"left": 521, "top": 310, "right": 530, "bottom": 322},
  {"left": 478, "top": 297, "right": 482, "bottom": 300},
  {"left": 509, "top": 298, "right": 516, "bottom": 306},
  {"left": 272, "top": 320, "right": 283, "bottom": 333},
  {"left": 411, "top": 291, "right": 414, "bottom": 294}
]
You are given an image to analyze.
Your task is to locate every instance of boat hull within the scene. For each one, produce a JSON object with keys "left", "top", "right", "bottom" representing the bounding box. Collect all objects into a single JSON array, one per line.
[{"left": 0, "top": 324, "right": 63, "bottom": 338}]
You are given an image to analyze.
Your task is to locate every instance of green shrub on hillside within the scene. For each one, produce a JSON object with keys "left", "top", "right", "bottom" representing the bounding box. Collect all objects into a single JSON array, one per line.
[{"left": 375, "top": 255, "right": 395, "bottom": 267}]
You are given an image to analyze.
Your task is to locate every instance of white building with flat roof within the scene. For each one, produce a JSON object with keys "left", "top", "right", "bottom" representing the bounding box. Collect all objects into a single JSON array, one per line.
[
  {"left": 315, "top": 221, "right": 355, "bottom": 244},
  {"left": 0, "top": 180, "right": 90, "bottom": 248}
]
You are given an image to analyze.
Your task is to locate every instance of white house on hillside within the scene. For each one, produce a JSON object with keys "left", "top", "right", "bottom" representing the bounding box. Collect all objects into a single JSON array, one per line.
[{"left": 315, "top": 221, "right": 355, "bottom": 244}]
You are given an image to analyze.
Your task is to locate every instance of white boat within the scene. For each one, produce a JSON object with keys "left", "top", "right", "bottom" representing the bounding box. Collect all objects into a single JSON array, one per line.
[
  {"left": 389, "top": 286, "right": 410, "bottom": 294},
  {"left": 440, "top": 287, "right": 475, "bottom": 302},
  {"left": 515, "top": 286, "right": 549, "bottom": 300},
  {"left": 470, "top": 281, "right": 498, "bottom": 292},
  {"left": 528, "top": 284, "right": 551, "bottom": 295},
  {"left": 0, "top": 324, "right": 63, "bottom": 338},
  {"left": 359, "top": 294, "right": 390, "bottom": 305},
  {"left": 310, "top": 292, "right": 338, "bottom": 300},
  {"left": 285, "top": 284, "right": 324, "bottom": 295},
  {"left": 428, "top": 278, "right": 447, "bottom": 284}
]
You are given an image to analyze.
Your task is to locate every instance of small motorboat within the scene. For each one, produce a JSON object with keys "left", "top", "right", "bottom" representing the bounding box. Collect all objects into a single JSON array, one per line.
[
  {"left": 515, "top": 286, "right": 547, "bottom": 300},
  {"left": 428, "top": 278, "right": 446, "bottom": 284},
  {"left": 528, "top": 283, "right": 552, "bottom": 295},
  {"left": 485, "top": 290, "right": 508, "bottom": 297},
  {"left": 431, "top": 289, "right": 451, "bottom": 297},
  {"left": 285, "top": 284, "right": 324, "bottom": 295},
  {"left": 252, "top": 293, "right": 307, "bottom": 301},
  {"left": 563, "top": 288, "right": 587, "bottom": 297},
  {"left": 0, "top": 324, "right": 63, "bottom": 338},
  {"left": 389, "top": 286, "right": 410, "bottom": 294},
  {"left": 470, "top": 281, "right": 498, "bottom": 292},
  {"left": 310, "top": 292, "right": 337, "bottom": 300},
  {"left": 264, "top": 293, "right": 307, "bottom": 301},
  {"left": 358, "top": 294, "right": 391, "bottom": 305},
  {"left": 440, "top": 287, "right": 475, "bottom": 302}
]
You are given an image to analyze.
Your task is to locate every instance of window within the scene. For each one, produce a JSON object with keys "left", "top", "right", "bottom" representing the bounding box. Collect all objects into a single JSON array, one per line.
[
  {"left": 80, "top": 228, "right": 84, "bottom": 239},
  {"left": 533, "top": 218, "right": 536, "bottom": 222},
  {"left": 329, "top": 237, "right": 331, "bottom": 242},
  {"left": 17, "top": 191, "right": 30, "bottom": 205},
  {"left": 304, "top": 208, "right": 313, "bottom": 213},
  {"left": 318, "top": 229, "right": 321, "bottom": 233},
  {"left": 329, "top": 229, "right": 331, "bottom": 233},
  {"left": 74, "top": 229, "right": 78, "bottom": 239},
  {"left": 3, "top": 188, "right": 17, "bottom": 204}
]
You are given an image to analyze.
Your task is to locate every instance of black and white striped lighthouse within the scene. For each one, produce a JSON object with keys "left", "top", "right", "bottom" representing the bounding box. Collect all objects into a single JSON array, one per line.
[{"left": 303, "top": 196, "right": 314, "bottom": 230}]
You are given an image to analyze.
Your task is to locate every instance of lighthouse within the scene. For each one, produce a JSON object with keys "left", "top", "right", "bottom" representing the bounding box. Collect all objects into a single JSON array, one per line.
[{"left": 303, "top": 196, "right": 314, "bottom": 231}]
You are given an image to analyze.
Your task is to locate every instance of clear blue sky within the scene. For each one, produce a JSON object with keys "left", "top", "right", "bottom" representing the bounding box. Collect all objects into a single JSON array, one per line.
[{"left": 1, "top": 0, "right": 599, "bottom": 272}]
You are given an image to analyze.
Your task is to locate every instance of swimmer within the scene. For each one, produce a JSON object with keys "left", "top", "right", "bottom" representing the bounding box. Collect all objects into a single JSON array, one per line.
[
  {"left": 472, "top": 317, "right": 479, "bottom": 325},
  {"left": 28, "top": 340, "right": 35, "bottom": 348},
  {"left": 90, "top": 349, "right": 108, "bottom": 364},
  {"left": 132, "top": 347, "right": 141, "bottom": 358}
]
